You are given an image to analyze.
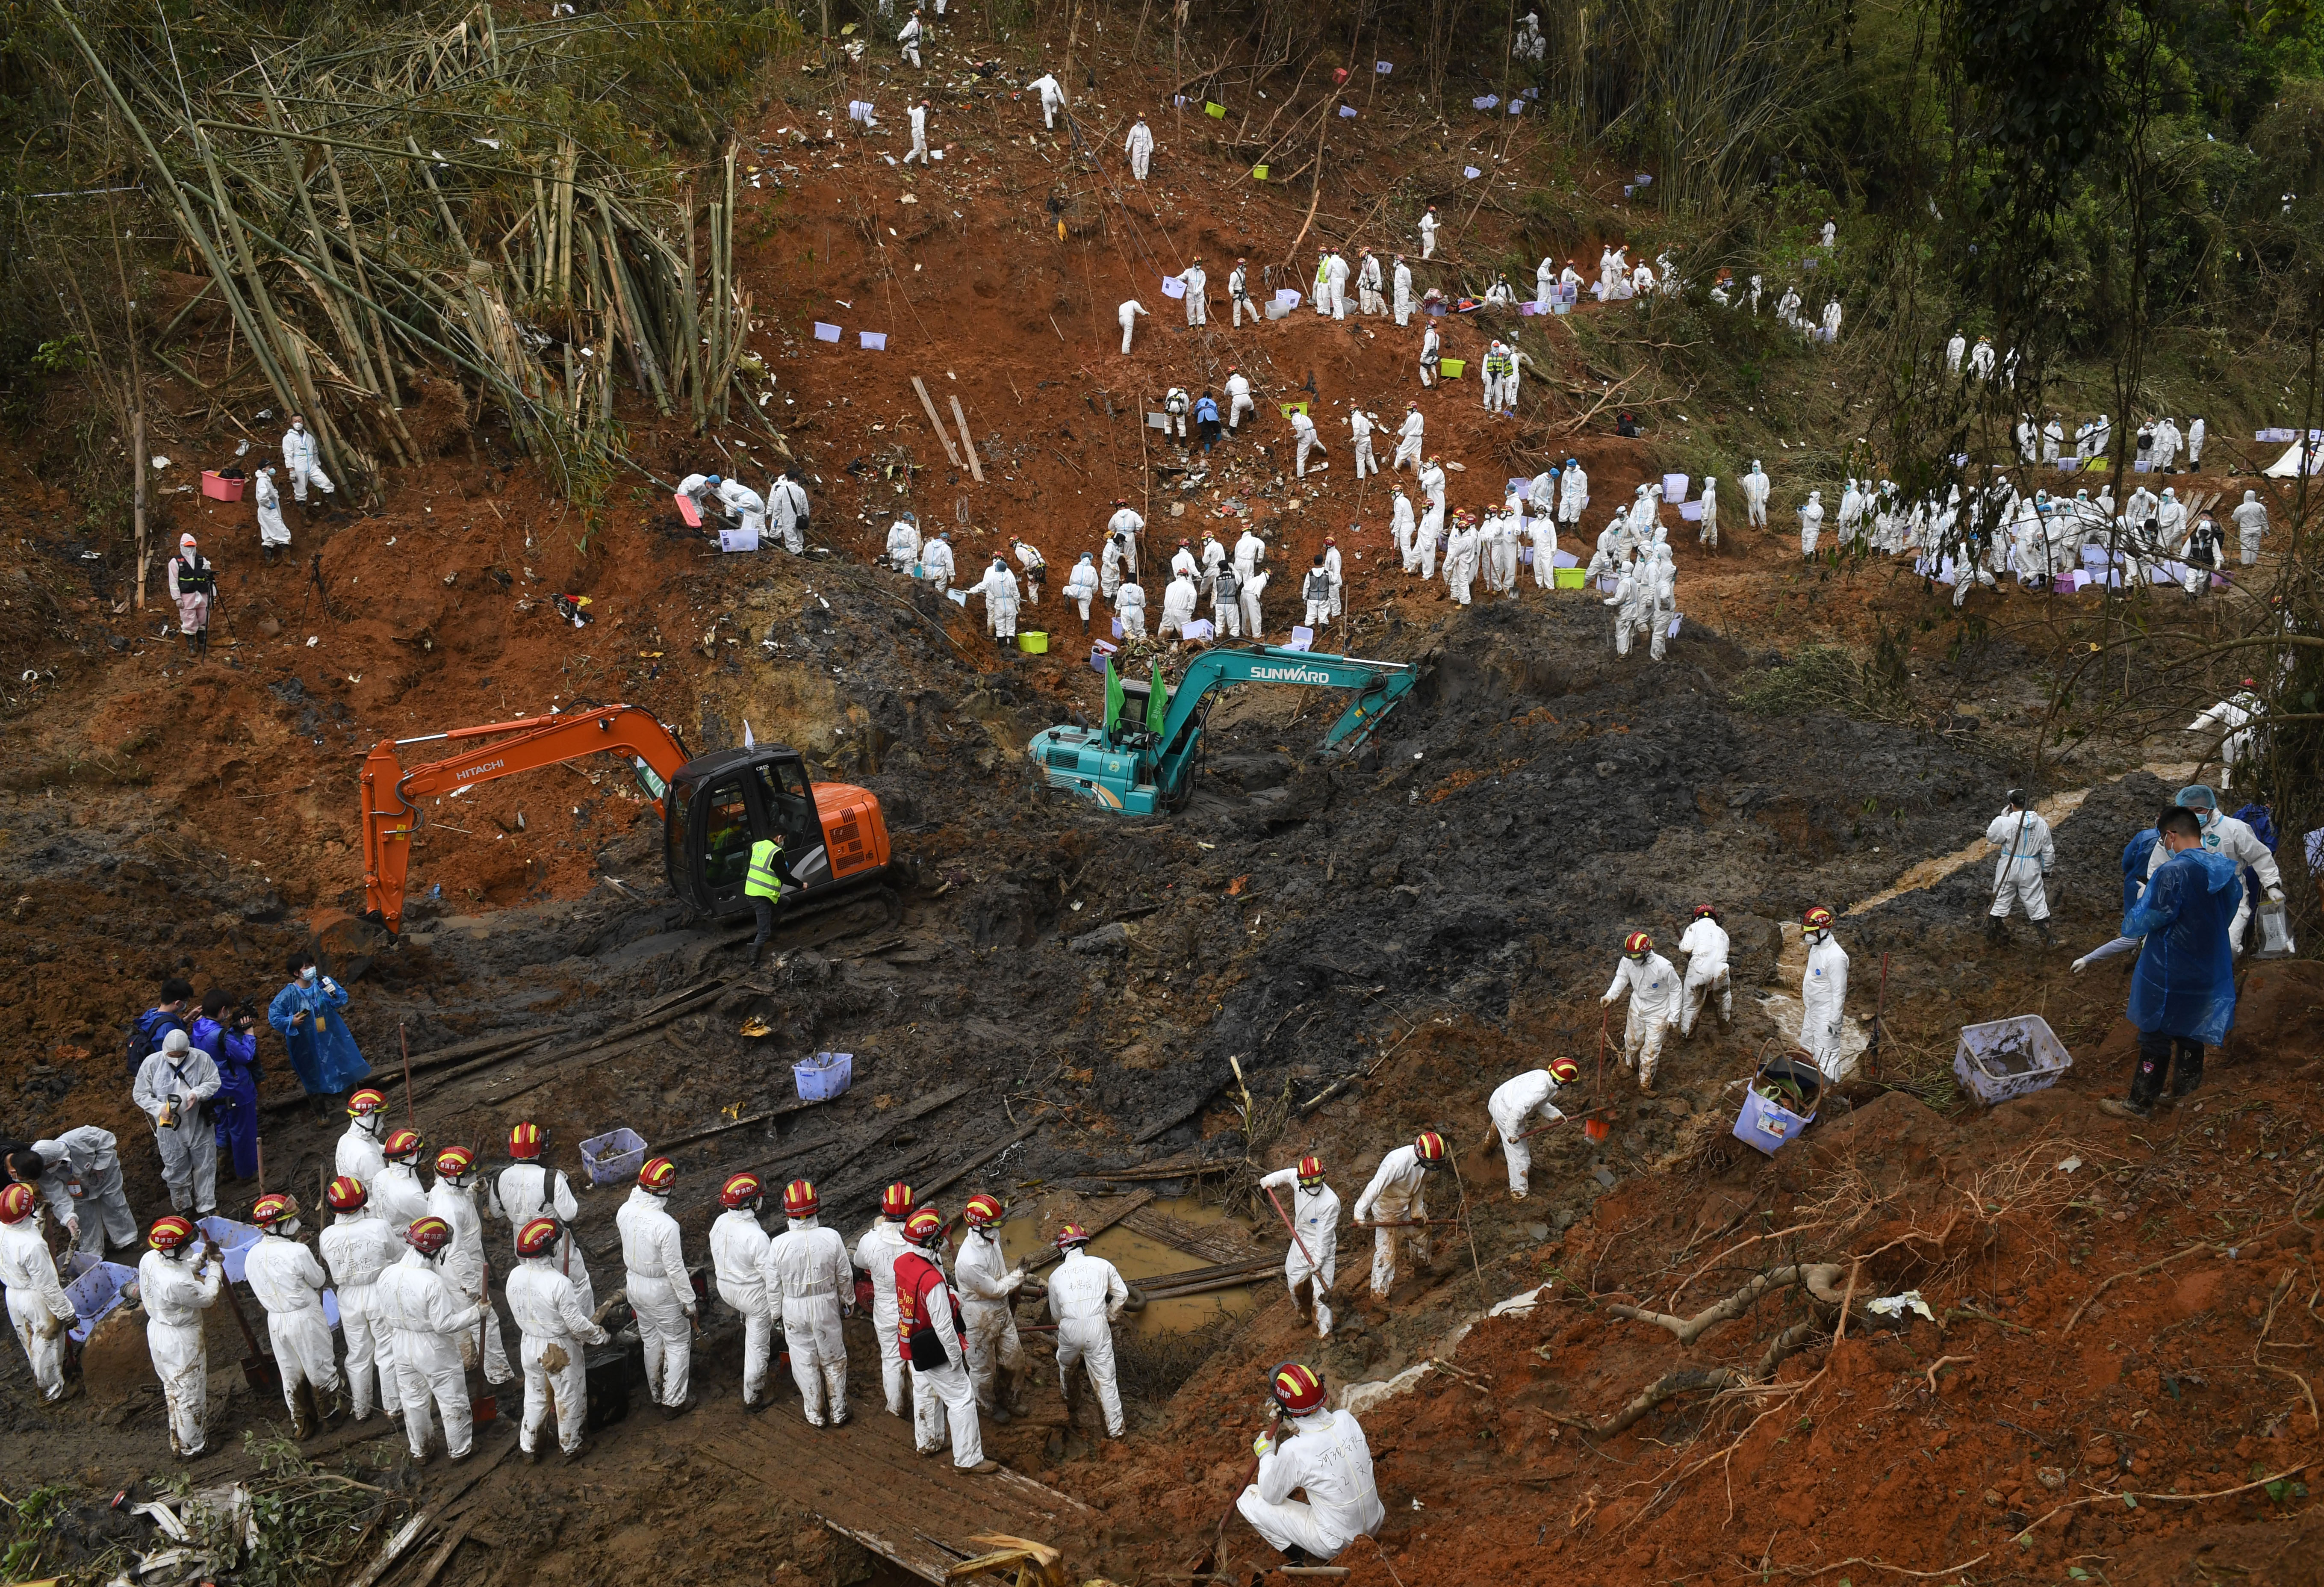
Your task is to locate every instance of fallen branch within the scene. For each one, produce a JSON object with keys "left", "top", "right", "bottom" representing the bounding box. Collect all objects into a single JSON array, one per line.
[
  {"left": 1591, "top": 1367, "right": 1750, "bottom": 1438},
  {"left": 1922, "top": 1354, "right": 1974, "bottom": 1394},
  {"left": 1607, "top": 1264, "right": 1849, "bottom": 1346},
  {"left": 2062, "top": 1239, "right": 2225, "bottom": 1334},
  {"left": 2009, "top": 1464, "right": 2320, "bottom": 1545}
]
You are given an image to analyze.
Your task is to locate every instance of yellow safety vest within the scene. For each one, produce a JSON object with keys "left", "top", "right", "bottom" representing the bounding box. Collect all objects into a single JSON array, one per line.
[{"left": 745, "top": 838, "right": 787, "bottom": 901}]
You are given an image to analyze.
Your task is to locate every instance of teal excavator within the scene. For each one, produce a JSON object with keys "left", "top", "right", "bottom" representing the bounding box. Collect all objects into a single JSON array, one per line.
[{"left": 1029, "top": 645, "right": 1419, "bottom": 814}]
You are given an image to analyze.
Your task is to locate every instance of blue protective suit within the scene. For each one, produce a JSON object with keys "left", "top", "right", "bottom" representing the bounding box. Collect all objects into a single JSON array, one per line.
[
  {"left": 192, "top": 1015, "right": 262, "bottom": 1181},
  {"left": 267, "top": 978, "right": 372, "bottom": 1096},
  {"left": 2120, "top": 829, "right": 2159, "bottom": 914},
  {"left": 2122, "top": 848, "right": 2243, "bottom": 1045}
]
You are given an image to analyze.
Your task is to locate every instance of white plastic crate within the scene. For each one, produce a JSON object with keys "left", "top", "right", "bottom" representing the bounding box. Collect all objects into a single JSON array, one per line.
[
  {"left": 580, "top": 1127, "right": 648, "bottom": 1185},
  {"left": 1953, "top": 1015, "right": 2072, "bottom": 1105},
  {"left": 794, "top": 1052, "right": 853, "bottom": 1102}
]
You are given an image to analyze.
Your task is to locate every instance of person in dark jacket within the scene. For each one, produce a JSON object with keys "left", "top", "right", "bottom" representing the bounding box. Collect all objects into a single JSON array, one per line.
[
  {"left": 192, "top": 990, "right": 262, "bottom": 1183},
  {"left": 127, "top": 978, "right": 193, "bottom": 1074}
]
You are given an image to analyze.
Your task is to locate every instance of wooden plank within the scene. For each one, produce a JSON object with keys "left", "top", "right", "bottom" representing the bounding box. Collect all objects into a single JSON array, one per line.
[
  {"left": 911, "top": 376, "right": 964, "bottom": 466},
  {"left": 916, "top": 1118, "right": 1044, "bottom": 1203},
  {"left": 948, "top": 395, "right": 984, "bottom": 481},
  {"left": 1023, "top": 1188, "right": 1154, "bottom": 1274},
  {"left": 1075, "top": 1156, "right": 1237, "bottom": 1182},
  {"left": 1121, "top": 1205, "right": 1264, "bottom": 1265}
]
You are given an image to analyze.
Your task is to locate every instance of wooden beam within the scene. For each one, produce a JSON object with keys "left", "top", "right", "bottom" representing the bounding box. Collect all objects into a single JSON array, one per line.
[
  {"left": 911, "top": 376, "right": 964, "bottom": 466},
  {"left": 948, "top": 395, "right": 984, "bottom": 482}
]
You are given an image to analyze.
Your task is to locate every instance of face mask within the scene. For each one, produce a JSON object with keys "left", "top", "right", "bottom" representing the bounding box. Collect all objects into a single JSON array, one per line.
[{"left": 301, "top": 967, "right": 318, "bottom": 982}]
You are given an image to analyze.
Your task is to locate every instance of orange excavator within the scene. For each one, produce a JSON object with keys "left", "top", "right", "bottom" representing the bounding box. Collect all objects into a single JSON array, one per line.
[{"left": 359, "top": 704, "right": 892, "bottom": 935}]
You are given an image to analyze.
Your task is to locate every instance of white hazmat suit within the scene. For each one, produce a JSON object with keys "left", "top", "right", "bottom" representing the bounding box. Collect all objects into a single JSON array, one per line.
[{"left": 1487, "top": 1070, "right": 1569, "bottom": 1198}]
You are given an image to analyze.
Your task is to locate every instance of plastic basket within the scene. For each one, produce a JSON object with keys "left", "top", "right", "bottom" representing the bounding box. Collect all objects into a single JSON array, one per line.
[
  {"left": 64, "top": 1259, "right": 137, "bottom": 1342},
  {"left": 201, "top": 471, "right": 246, "bottom": 502},
  {"left": 794, "top": 1052, "right": 853, "bottom": 1102},
  {"left": 1952, "top": 1015, "right": 2071, "bottom": 1106},
  {"left": 1731, "top": 1055, "right": 1823, "bottom": 1155},
  {"left": 1017, "top": 631, "right": 1048, "bottom": 654},
  {"left": 195, "top": 1216, "right": 265, "bottom": 1283},
  {"left": 1678, "top": 500, "right": 1705, "bottom": 522},
  {"left": 1661, "top": 472, "right": 1689, "bottom": 503},
  {"left": 1438, "top": 357, "right": 1466, "bottom": 378},
  {"left": 580, "top": 1127, "right": 648, "bottom": 1186},
  {"left": 1553, "top": 567, "right": 1587, "bottom": 589}
]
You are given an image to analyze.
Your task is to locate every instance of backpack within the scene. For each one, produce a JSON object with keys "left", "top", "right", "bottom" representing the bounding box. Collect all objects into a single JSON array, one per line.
[{"left": 127, "top": 1007, "right": 185, "bottom": 1074}]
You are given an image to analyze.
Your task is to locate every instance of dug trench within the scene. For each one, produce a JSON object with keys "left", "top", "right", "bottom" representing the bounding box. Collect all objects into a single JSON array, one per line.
[{"left": 7, "top": 547, "right": 2321, "bottom": 1582}]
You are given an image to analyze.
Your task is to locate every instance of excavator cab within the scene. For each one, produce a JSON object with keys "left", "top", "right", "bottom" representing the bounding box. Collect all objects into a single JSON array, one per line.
[{"left": 661, "top": 745, "right": 868, "bottom": 915}]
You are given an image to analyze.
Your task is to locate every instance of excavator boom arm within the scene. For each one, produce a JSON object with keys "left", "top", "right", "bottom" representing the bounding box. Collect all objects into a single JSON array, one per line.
[
  {"left": 360, "top": 705, "right": 691, "bottom": 933},
  {"left": 1158, "top": 646, "right": 1417, "bottom": 752}
]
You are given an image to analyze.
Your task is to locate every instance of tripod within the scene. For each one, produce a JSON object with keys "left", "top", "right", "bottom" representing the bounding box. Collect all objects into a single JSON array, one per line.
[{"left": 298, "top": 552, "right": 339, "bottom": 625}]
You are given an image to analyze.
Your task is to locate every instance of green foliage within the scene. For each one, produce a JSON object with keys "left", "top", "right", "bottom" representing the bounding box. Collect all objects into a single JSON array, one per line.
[
  {"left": 28, "top": 335, "right": 83, "bottom": 373},
  {"left": 1730, "top": 644, "right": 1912, "bottom": 721}
]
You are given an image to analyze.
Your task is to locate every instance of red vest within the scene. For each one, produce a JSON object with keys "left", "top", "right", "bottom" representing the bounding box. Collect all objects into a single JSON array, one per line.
[{"left": 894, "top": 1251, "right": 962, "bottom": 1364}]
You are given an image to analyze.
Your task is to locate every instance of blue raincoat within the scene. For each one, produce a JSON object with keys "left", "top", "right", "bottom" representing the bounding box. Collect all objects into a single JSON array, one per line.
[
  {"left": 2119, "top": 829, "right": 2159, "bottom": 914},
  {"left": 2123, "top": 847, "right": 2243, "bottom": 1045},
  {"left": 267, "top": 977, "right": 372, "bottom": 1096},
  {"left": 192, "top": 1015, "right": 261, "bottom": 1180}
]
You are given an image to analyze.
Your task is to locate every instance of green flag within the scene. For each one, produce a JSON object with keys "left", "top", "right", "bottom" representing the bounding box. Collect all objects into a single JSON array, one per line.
[
  {"left": 1104, "top": 658, "right": 1124, "bottom": 738},
  {"left": 1146, "top": 664, "right": 1168, "bottom": 736}
]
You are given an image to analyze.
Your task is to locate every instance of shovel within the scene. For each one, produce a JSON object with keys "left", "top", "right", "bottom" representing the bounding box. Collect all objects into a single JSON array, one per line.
[
  {"left": 215, "top": 1247, "right": 281, "bottom": 1395},
  {"left": 1514, "top": 1104, "right": 1619, "bottom": 1142}
]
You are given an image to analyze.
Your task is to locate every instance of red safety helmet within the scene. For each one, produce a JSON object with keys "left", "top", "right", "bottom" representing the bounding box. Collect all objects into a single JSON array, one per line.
[
  {"left": 149, "top": 1214, "right": 197, "bottom": 1253},
  {"left": 721, "top": 1172, "right": 764, "bottom": 1209},
  {"left": 346, "top": 1088, "right": 388, "bottom": 1118},
  {"left": 963, "top": 1192, "right": 1004, "bottom": 1229},
  {"left": 406, "top": 1216, "right": 454, "bottom": 1256},
  {"left": 1056, "top": 1223, "right": 1092, "bottom": 1251},
  {"left": 0, "top": 1183, "right": 35, "bottom": 1224},
  {"left": 516, "top": 1217, "right": 561, "bottom": 1258},
  {"left": 508, "top": 1121, "right": 544, "bottom": 1160},
  {"left": 1295, "top": 1155, "right": 1325, "bottom": 1187},
  {"left": 1269, "top": 1361, "right": 1327, "bottom": 1414},
  {"left": 383, "top": 1128, "right": 425, "bottom": 1162},
  {"left": 904, "top": 1208, "right": 946, "bottom": 1247},
  {"left": 325, "top": 1176, "right": 369, "bottom": 1213},
  {"left": 637, "top": 1157, "right": 677, "bottom": 1194},
  {"left": 1548, "top": 1058, "right": 1581, "bottom": 1086},
  {"left": 1802, "top": 906, "right": 1835, "bottom": 932},
  {"left": 1623, "top": 931, "right": 1654, "bottom": 958},
  {"left": 1691, "top": 904, "right": 1720, "bottom": 922},
  {"left": 1413, "top": 1131, "right": 1448, "bottom": 1163},
  {"left": 435, "top": 1146, "right": 476, "bottom": 1181},
  {"left": 881, "top": 1182, "right": 915, "bottom": 1219},
  {"left": 251, "top": 1192, "right": 299, "bottom": 1230},
  {"left": 782, "top": 1179, "right": 820, "bottom": 1217}
]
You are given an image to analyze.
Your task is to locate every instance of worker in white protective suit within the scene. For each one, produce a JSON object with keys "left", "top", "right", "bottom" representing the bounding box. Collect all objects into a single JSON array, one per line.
[
  {"left": 281, "top": 414, "right": 333, "bottom": 505},
  {"left": 1946, "top": 331, "right": 1965, "bottom": 375},
  {"left": 618, "top": 1156, "right": 696, "bottom": 1415},
  {"left": 1236, "top": 1363, "right": 1386, "bottom": 1568},
  {"left": 0, "top": 1183, "right": 76, "bottom": 1403},
  {"left": 854, "top": 1184, "right": 917, "bottom": 1419},
  {"left": 1160, "top": 569, "right": 1200, "bottom": 639},
  {"left": 894, "top": 1209, "right": 998, "bottom": 1472},
  {"left": 10, "top": 1126, "right": 136, "bottom": 1260},
  {"left": 1442, "top": 514, "right": 1480, "bottom": 605},
  {"left": 1392, "top": 254, "right": 1414, "bottom": 325},
  {"left": 1125, "top": 115, "right": 1154, "bottom": 180},
  {"left": 904, "top": 99, "right": 932, "bottom": 164},
  {"left": 710, "top": 1173, "right": 775, "bottom": 1411},
  {"left": 496, "top": 1122, "right": 589, "bottom": 1315},
  {"left": 1210, "top": 559, "right": 1244, "bottom": 637},
  {"left": 1604, "top": 554, "right": 1655, "bottom": 658},
  {"left": 1418, "top": 322, "right": 1440, "bottom": 387},
  {"left": 1528, "top": 507, "right": 1559, "bottom": 589},
  {"left": 1178, "top": 258, "right": 1208, "bottom": 326},
  {"left": 954, "top": 1194, "right": 1031, "bottom": 1420},
  {"left": 1327, "top": 249, "right": 1352, "bottom": 320},
  {"left": 1557, "top": 456, "right": 1590, "bottom": 532},
  {"left": 2233, "top": 490, "right": 2269, "bottom": 565},
  {"left": 1482, "top": 340, "right": 1516, "bottom": 413},
  {"left": 1301, "top": 556, "right": 1334, "bottom": 628},
  {"left": 1230, "top": 259, "right": 1255, "bottom": 326},
  {"left": 1323, "top": 537, "right": 1344, "bottom": 615},
  {"left": 506, "top": 1214, "right": 608, "bottom": 1462},
  {"left": 1836, "top": 478, "right": 1866, "bottom": 546},
  {"left": 716, "top": 477, "right": 767, "bottom": 540},
  {"left": 1676, "top": 904, "right": 1733, "bottom": 1038},
  {"left": 1416, "top": 495, "right": 1445, "bottom": 580},
  {"left": 968, "top": 558, "right": 1022, "bottom": 647},
  {"left": 1100, "top": 535, "right": 1128, "bottom": 601},
  {"left": 254, "top": 465, "right": 291, "bottom": 562},
  {"left": 1028, "top": 73, "right": 1064, "bottom": 129},
  {"left": 1392, "top": 404, "right": 1424, "bottom": 472},
  {"left": 1799, "top": 489, "right": 1825, "bottom": 558},
  {"left": 920, "top": 531, "right": 956, "bottom": 596},
  {"left": 1799, "top": 906, "right": 1852, "bottom": 1079},
  {"left": 1391, "top": 489, "right": 1419, "bottom": 572},
  {"left": 1357, "top": 248, "right": 1385, "bottom": 315},
  {"left": 1107, "top": 499, "right": 1146, "bottom": 570},
  {"left": 246, "top": 1193, "right": 346, "bottom": 1436},
  {"left": 1985, "top": 790, "right": 2057, "bottom": 947},
  {"left": 1046, "top": 1224, "right": 1129, "bottom": 1438},
  {"left": 1225, "top": 368, "right": 1256, "bottom": 431},
  {"left": 371, "top": 1127, "right": 433, "bottom": 1235},
  {"left": 374, "top": 1216, "right": 481, "bottom": 1464},
  {"left": 139, "top": 1215, "right": 224, "bottom": 1456},
  {"left": 2187, "top": 416, "right": 2206, "bottom": 467},
  {"left": 425, "top": 1147, "right": 513, "bottom": 1387},
  {"left": 1602, "top": 931, "right": 1681, "bottom": 1093},
  {"left": 1012, "top": 537, "right": 1047, "bottom": 607},
  {"left": 1483, "top": 510, "right": 1521, "bottom": 595},
  {"left": 897, "top": 7, "right": 921, "bottom": 66},
  {"left": 1114, "top": 575, "right": 1147, "bottom": 640},
  {"left": 1487, "top": 1060, "right": 1579, "bottom": 1200},
  {"left": 1256, "top": 1156, "right": 1339, "bottom": 1337},
  {"left": 133, "top": 1029, "right": 220, "bottom": 1216},
  {"left": 1349, "top": 407, "right": 1377, "bottom": 478},
  {"left": 1742, "top": 460, "right": 1770, "bottom": 528},
  {"left": 2143, "top": 783, "right": 2282, "bottom": 955},
  {"left": 1239, "top": 567, "right": 1271, "bottom": 639},
  {"left": 1968, "top": 337, "right": 1995, "bottom": 380},
  {"left": 1118, "top": 298, "right": 1147, "bottom": 355},
  {"left": 1698, "top": 476, "right": 1719, "bottom": 549},
  {"left": 769, "top": 469, "right": 811, "bottom": 553},
  {"left": 764, "top": 1178, "right": 852, "bottom": 1426},
  {"left": 1418, "top": 205, "right": 1439, "bottom": 259},
  {"left": 1352, "top": 1133, "right": 1446, "bottom": 1298},
  {"left": 1064, "top": 554, "right": 1101, "bottom": 630},
  {"left": 1289, "top": 407, "right": 1326, "bottom": 477},
  {"left": 336, "top": 1088, "right": 390, "bottom": 1186},
  {"left": 319, "top": 1175, "right": 404, "bottom": 1424},
  {"left": 885, "top": 515, "right": 923, "bottom": 570}
]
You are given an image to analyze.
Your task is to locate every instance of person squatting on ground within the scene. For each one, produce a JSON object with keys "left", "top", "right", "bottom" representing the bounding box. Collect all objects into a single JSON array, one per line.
[
  {"left": 8, "top": 1126, "right": 136, "bottom": 1260},
  {"left": 374, "top": 1215, "right": 480, "bottom": 1464},
  {"left": 895, "top": 1207, "right": 999, "bottom": 1472},
  {"left": 710, "top": 1173, "right": 776, "bottom": 1410},
  {"left": 134, "top": 1029, "right": 220, "bottom": 1216},
  {"left": 426, "top": 1147, "right": 513, "bottom": 1387},
  {"left": 1047, "top": 1223, "right": 1129, "bottom": 1438},
  {"left": 1677, "top": 905, "right": 1733, "bottom": 1038},
  {"left": 0, "top": 1183, "right": 77, "bottom": 1403},
  {"left": 766, "top": 1177, "right": 853, "bottom": 1426},
  {"left": 497, "top": 1123, "right": 590, "bottom": 1314},
  {"left": 618, "top": 1156, "right": 696, "bottom": 1415},
  {"left": 2100, "top": 804, "right": 2243, "bottom": 1121},
  {"left": 955, "top": 1193, "right": 1032, "bottom": 1420},
  {"left": 854, "top": 1183, "right": 917, "bottom": 1419},
  {"left": 1602, "top": 933, "right": 1680, "bottom": 1093},
  {"left": 1258, "top": 1157, "right": 1339, "bottom": 1338},
  {"left": 246, "top": 1193, "right": 346, "bottom": 1436},
  {"left": 507, "top": 1214, "right": 608, "bottom": 1461},
  {"left": 1352, "top": 1132, "right": 1445, "bottom": 1298},
  {"left": 1235, "top": 1363, "right": 1386, "bottom": 1570},
  {"left": 1488, "top": 1059, "right": 1580, "bottom": 1199},
  {"left": 319, "top": 1176, "right": 404, "bottom": 1423},
  {"left": 139, "top": 1215, "right": 223, "bottom": 1457},
  {"left": 1985, "top": 789, "right": 2057, "bottom": 945}
]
